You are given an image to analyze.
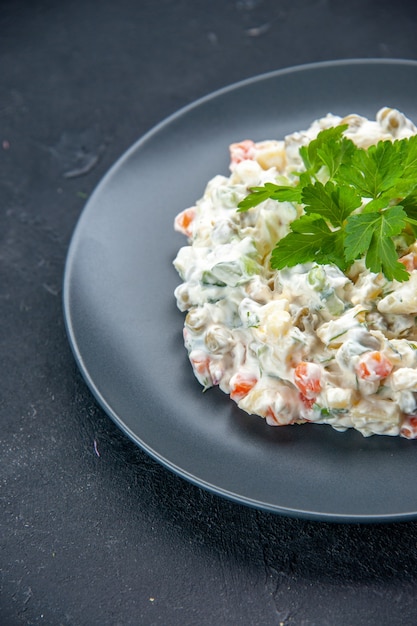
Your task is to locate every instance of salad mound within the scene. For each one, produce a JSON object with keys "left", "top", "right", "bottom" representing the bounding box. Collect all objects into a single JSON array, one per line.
[{"left": 173, "top": 108, "right": 417, "bottom": 438}]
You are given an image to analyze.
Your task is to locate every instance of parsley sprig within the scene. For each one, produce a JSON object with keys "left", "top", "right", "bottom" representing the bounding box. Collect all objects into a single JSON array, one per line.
[{"left": 237, "top": 124, "right": 417, "bottom": 282}]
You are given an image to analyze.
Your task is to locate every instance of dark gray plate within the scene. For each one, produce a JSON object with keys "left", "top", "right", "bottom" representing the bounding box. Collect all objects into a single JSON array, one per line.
[{"left": 63, "top": 59, "right": 417, "bottom": 523}]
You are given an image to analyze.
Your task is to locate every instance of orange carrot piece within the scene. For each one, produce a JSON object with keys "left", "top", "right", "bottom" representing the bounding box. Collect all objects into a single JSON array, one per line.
[
  {"left": 174, "top": 207, "right": 196, "bottom": 237},
  {"left": 356, "top": 351, "right": 393, "bottom": 381},
  {"left": 230, "top": 373, "right": 257, "bottom": 402},
  {"left": 293, "top": 361, "right": 322, "bottom": 398}
]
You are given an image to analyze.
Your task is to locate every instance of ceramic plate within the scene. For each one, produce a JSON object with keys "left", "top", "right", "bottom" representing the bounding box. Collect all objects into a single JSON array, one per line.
[{"left": 63, "top": 59, "right": 417, "bottom": 522}]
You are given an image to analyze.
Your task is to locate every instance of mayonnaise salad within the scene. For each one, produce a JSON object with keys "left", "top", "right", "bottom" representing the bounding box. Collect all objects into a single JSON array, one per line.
[{"left": 173, "top": 108, "right": 417, "bottom": 438}]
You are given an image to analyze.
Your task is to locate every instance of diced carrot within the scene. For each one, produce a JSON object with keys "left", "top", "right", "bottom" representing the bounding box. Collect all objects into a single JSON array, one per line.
[
  {"left": 293, "top": 361, "right": 322, "bottom": 398},
  {"left": 229, "top": 140, "right": 256, "bottom": 165},
  {"left": 299, "top": 393, "right": 315, "bottom": 410},
  {"left": 174, "top": 207, "right": 196, "bottom": 237},
  {"left": 398, "top": 252, "right": 417, "bottom": 273},
  {"left": 356, "top": 351, "right": 393, "bottom": 381},
  {"left": 229, "top": 372, "right": 257, "bottom": 402},
  {"left": 189, "top": 352, "right": 211, "bottom": 377}
]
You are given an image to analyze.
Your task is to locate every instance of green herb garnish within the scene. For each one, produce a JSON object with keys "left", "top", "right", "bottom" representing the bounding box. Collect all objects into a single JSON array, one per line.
[{"left": 238, "top": 125, "right": 417, "bottom": 282}]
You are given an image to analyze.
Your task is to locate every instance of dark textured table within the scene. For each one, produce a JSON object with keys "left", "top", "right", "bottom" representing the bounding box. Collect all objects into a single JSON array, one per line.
[{"left": 2, "top": 2, "right": 417, "bottom": 625}]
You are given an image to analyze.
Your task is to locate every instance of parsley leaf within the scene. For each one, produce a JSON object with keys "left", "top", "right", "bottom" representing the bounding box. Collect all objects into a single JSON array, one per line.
[
  {"left": 338, "top": 139, "right": 403, "bottom": 199},
  {"left": 401, "top": 190, "right": 417, "bottom": 235},
  {"left": 316, "top": 132, "right": 355, "bottom": 179},
  {"left": 302, "top": 181, "right": 361, "bottom": 227},
  {"left": 366, "top": 233, "right": 409, "bottom": 282},
  {"left": 237, "top": 121, "right": 417, "bottom": 281},
  {"left": 237, "top": 182, "right": 302, "bottom": 212},
  {"left": 401, "top": 135, "right": 417, "bottom": 180},
  {"left": 345, "top": 206, "right": 406, "bottom": 254},
  {"left": 299, "top": 124, "right": 349, "bottom": 178},
  {"left": 345, "top": 206, "right": 409, "bottom": 281},
  {"left": 271, "top": 214, "right": 347, "bottom": 270}
]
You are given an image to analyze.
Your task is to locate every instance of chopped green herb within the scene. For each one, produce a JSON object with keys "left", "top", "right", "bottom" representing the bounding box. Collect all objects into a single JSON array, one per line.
[{"left": 238, "top": 127, "right": 417, "bottom": 281}]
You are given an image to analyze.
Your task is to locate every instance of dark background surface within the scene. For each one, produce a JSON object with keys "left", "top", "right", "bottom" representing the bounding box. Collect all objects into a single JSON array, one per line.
[{"left": 2, "top": 1, "right": 417, "bottom": 625}]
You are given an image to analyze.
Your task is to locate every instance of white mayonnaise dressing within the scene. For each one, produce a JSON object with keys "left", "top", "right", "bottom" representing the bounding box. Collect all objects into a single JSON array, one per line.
[{"left": 173, "top": 108, "right": 417, "bottom": 438}]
